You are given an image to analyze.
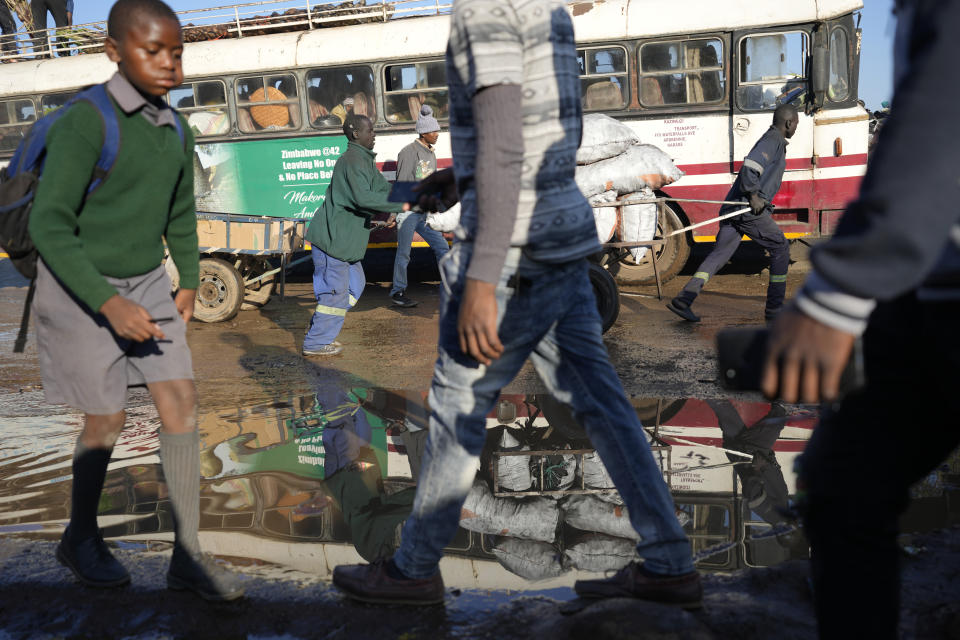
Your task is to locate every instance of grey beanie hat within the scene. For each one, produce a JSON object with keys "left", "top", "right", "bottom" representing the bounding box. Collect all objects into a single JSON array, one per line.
[{"left": 416, "top": 104, "right": 440, "bottom": 134}]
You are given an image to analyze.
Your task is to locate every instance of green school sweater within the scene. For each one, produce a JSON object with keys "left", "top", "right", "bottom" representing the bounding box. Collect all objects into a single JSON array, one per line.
[
  {"left": 28, "top": 99, "right": 198, "bottom": 312},
  {"left": 305, "top": 142, "right": 404, "bottom": 263}
]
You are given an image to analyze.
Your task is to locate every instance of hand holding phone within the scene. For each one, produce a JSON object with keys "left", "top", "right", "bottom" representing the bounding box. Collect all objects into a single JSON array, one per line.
[{"left": 717, "top": 327, "right": 865, "bottom": 398}]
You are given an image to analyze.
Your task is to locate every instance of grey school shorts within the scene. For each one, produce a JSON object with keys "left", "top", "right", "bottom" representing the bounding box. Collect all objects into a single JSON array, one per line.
[{"left": 34, "top": 260, "right": 194, "bottom": 414}]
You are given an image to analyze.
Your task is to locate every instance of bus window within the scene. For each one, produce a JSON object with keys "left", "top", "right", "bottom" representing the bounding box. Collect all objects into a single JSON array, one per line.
[
  {"left": 384, "top": 60, "right": 448, "bottom": 124},
  {"left": 236, "top": 74, "right": 301, "bottom": 133},
  {"left": 639, "top": 38, "right": 724, "bottom": 107},
  {"left": 736, "top": 31, "right": 808, "bottom": 111},
  {"left": 166, "top": 80, "right": 230, "bottom": 137},
  {"left": 40, "top": 91, "right": 77, "bottom": 115},
  {"left": 306, "top": 65, "right": 376, "bottom": 129},
  {"left": 578, "top": 46, "right": 628, "bottom": 111},
  {"left": 0, "top": 98, "right": 35, "bottom": 153},
  {"left": 828, "top": 28, "right": 850, "bottom": 102}
]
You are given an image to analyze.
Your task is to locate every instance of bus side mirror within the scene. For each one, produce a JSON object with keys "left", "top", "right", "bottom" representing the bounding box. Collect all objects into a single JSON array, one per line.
[{"left": 809, "top": 23, "right": 829, "bottom": 113}]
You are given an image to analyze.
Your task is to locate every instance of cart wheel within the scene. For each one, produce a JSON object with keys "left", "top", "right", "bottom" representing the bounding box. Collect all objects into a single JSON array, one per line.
[
  {"left": 588, "top": 262, "right": 620, "bottom": 333},
  {"left": 194, "top": 257, "right": 243, "bottom": 323},
  {"left": 609, "top": 202, "right": 691, "bottom": 285}
]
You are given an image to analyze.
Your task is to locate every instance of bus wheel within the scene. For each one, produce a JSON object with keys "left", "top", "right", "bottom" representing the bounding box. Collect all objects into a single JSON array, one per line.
[
  {"left": 194, "top": 257, "right": 243, "bottom": 323},
  {"left": 239, "top": 257, "right": 276, "bottom": 311},
  {"left": 609, "top": 204, "right": 690, "bottom": 285},
  {"left": 588, "top": 262, "right": 620, "bottom": 333}
]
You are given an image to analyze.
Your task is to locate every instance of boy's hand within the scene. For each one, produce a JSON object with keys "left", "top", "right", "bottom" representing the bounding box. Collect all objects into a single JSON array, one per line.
[
  {"left": 174, "top": 289, "right": 196, "bottom": 323},
  {"left": 458, "top": 278, "right": 503, "bottom": 365},
  {"left": 100, "top": 295, "right": 166, "bottom": 342}
]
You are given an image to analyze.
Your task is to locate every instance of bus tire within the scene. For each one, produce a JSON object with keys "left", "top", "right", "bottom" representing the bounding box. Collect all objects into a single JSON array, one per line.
[
  {"left": 609, "top": 203, "right": 691, "bottom": 285},
  {"left": 588, "top": 262, "right": 620, "bottom": 333},
  {"left": 194, "top": 257, "right": 243, "bottom": 323}
]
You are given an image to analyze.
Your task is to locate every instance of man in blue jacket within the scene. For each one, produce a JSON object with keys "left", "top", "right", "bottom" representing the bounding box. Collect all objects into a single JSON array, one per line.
[
  {"left": 668, "top": 103, "right": 798, "bottom": 323},
  {"left": 761, "top": 1, "right": 960, "bottom": 637}
]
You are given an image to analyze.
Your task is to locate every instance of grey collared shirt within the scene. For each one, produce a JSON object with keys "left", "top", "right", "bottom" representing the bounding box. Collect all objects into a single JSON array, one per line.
[{"left": 105, "top": 72, "right": 178, "bottom": 129}]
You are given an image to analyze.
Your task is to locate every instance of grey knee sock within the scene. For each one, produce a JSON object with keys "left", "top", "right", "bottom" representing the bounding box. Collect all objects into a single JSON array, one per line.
[{"left": 158, "top": 430, "right": 201, "bottom": 554}]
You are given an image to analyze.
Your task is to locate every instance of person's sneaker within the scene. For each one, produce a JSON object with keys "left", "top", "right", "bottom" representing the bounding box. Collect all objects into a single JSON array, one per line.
[
  {"left": 764, "top": 308, "right": 781, "bottom": 323},
  {"left": 56, "top": 528, "right": 130, "bottom": 588},
  {"left": 390, "top": 292, "right": 418, "bottom": 308},
  {"left": 333, "top": 558, "right": 444, "bottom": 605},
  {"left": 574, "top": 562, "right": 702, "bottom": 610},
  {"left": 666, "top": 297, "right": 701, "bottom": 323},
  {"left": 167, "top": 547, "right": 245, "bottom": 602},
  {"left": 302, "top": 342, "right": 343, "bottom": 357}
]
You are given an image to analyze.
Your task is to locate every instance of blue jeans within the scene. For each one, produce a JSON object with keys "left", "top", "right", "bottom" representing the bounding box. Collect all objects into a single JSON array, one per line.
[
  {"left": 390, "top": 211, "right": 449, "bottom": 296},
  {"left": 392, "top": 243, "right": 694, "bottom": 578},
  {"left": 303, "top": 247, "right": 364, "bottom": 349}
]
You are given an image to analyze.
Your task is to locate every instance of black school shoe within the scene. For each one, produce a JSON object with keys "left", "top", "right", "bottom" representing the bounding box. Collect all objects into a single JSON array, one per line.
[
  {"left": 666, "top": 297, "right": 701, "bottom": 323},
  {"left": 56, "top": 527, "right": 131, "bottom": 588},
  {"left": 333, "top": 558, "right": 445, "bottom": 605},
  {"left": 574, "top": 562, "right": 703, "bottom": 610},
  {"left": 167, "top": 546, "right": 245, "bottom": 602}
]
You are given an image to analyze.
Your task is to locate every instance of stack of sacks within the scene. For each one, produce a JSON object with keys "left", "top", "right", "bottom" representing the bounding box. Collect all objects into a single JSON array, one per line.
[{"left": 577, "top": 114, "right": 684, "bottom": 261}]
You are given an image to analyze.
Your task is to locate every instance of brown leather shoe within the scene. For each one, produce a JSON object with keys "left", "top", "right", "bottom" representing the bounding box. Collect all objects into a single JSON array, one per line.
[
  {"left": 333, "top": 559, "right": 445, "bottom": 606},
  {"left": 574, "top": 562, "right": 703, "bottom": 610}
]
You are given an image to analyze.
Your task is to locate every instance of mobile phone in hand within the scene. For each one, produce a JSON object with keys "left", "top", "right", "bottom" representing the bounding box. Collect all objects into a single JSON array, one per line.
[
  {"left": 388, "top": 180, "right": 441, "bottom": 204},
  {"left": 716, "top": 327, "right": 865, "bottom": 396}
]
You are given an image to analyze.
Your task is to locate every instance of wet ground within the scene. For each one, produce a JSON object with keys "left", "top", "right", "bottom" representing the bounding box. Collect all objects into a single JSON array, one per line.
[{"left": 1, "top": 248, "right": 959, "bottom": 639}]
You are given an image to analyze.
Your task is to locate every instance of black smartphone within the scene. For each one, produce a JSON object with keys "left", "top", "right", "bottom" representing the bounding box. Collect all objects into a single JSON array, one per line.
[
  {"left": 716, "top": 327, "right": 865, "bottom": 396},
  {"left": 388, "top": 180, "right": 442, "bottom": 204}
]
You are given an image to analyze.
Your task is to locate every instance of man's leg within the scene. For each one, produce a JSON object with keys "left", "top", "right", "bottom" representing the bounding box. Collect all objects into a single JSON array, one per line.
[
  {"left": 57, "top": 411, "right": 131, "bottom": 587},
  {"left": 47, "top": 0, "right": 67, "bottom": 56},
  {"left": 0, "top": 4, "right": 18, "bottom": 55},
  {"left": 149, "top": 379, "right": 244, "bottom": 601},
  {"left": 30, "top": 0, "right": 48, "bottom": 56},
  {"left": 801, "top": 295, "right": 960, "bottom": 639},
  {"left": 415, "top": 216, "right": 450, "bottom": 264},
  {"left": 390, "top": 211, "right": 416, "bottom": 299},
  {"left": 347, "top": 260, "right": 365, "bottom": 310},
  {"left": 530, "top": 263, "right": 694, "bottom": 575},
  {"left": 303, "top": 247, "right": 349, "bottom": 353},
  {"left": 742, "top": 213, "right": 790, "bottom": 320},
  {"left": 669, "top": 221, "right": 743, "bottom": 320}
]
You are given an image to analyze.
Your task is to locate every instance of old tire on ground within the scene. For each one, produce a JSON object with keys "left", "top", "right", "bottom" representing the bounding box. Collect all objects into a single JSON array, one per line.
[
  {"left": 608, "top": 203, "right": 691, "bottom": 285},
  {"left": 194, "top": 257, "right": 243, "bottom": 323},
  {"left": 239, "top": 257, "right": 276, "bottom": 311},
  {"left": 588, "top": 262, "right": 620, "bottom": 334}
]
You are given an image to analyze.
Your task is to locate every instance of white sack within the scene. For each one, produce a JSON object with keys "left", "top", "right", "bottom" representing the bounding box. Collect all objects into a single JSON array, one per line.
[
  {"left": 575, "top": 144, "right": 685, "bottom": 198},
  {"left": 579, "top": 450, "right": 616, "bottom": 490},
  {"left": 590, "top": 190, "right": 618, "bottom": 243},
  {"left": 562, "top": 494, "right": 639, "bottom": 541},
  {"left": 577, "top": 114, "right": 640, "bottom": 165},
  {"left": 496, "top": 429, "right": 533, "bottom": 492},
  {"left": 493, "top": 538, "right": 567, "bottom": 580},
  {"left": 460, "top": 479, "right": 559, "bottom": 543},
  {"left": 563, "top": 533, "right": 638, "bottom": 573},
  {"left": 424, "top": 202, "right": 461, "bottom": 232},
  {"left": 619, "top": 189, "right": 658, "bottom": 261}
]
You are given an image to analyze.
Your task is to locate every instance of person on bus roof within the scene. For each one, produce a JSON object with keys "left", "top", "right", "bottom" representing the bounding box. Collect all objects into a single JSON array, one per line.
[
  {"left": 302, "top": 114, "right": 408, "bottom": 357},
  {"left": 667, "top": 103, "right": 798, "bottom": 323},
  {"left": 388, "top": 104, "right": 449, "bottom": 308}
]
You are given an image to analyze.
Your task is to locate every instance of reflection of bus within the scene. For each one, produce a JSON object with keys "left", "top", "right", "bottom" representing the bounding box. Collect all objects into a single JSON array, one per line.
[{"left": 0, "top": 0, "right": 867, "bottom": 309}]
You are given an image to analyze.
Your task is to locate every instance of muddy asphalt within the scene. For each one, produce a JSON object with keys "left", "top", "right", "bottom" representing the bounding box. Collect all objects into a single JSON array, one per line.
[{"left": 1, "top": 246, "right": 959, "bottom": 640}]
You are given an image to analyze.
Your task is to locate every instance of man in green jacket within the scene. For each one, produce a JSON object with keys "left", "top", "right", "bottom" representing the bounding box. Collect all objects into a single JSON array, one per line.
[{"left": 303, "top": 114, "right": 408, "bottom": 356}]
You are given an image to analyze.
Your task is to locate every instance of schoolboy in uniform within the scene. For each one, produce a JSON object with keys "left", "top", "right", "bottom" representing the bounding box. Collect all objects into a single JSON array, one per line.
[{"left": 28, "top": 0, "right": 243, "bottom": 600}]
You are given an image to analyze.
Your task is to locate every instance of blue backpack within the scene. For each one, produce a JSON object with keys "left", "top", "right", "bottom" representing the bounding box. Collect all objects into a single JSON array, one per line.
[{"left": 0, "top": 83, "right": 184, "bottom": 352}]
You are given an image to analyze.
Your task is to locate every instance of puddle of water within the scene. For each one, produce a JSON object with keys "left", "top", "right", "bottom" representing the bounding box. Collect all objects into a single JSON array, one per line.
[{"left": 1, "top": 387, "right": 957, "bottom": 591}]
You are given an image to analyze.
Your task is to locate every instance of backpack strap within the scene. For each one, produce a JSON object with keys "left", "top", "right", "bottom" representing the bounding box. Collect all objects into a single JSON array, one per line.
[
  {"left": 14, "top": 278, "right": 35, "bottom": 354},
  {"left": 76, "top": 84, "right": 121, "bottom": 195}
]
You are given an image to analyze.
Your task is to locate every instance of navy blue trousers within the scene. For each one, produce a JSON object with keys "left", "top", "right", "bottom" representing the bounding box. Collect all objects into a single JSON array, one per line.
[
  {"left": 677, "top": 211, "right": 789, "bottom": 317},
  {"left": 799, "top": 293, "right": 960, "bottom": 639}
]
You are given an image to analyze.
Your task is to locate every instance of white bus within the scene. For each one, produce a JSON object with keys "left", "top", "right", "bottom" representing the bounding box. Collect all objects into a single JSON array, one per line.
[{"left": 0, "top": 0, "right": 867, "bottom": 311}]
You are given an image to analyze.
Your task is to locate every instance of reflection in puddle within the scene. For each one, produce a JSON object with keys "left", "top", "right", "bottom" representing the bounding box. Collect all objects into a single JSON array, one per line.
[{"left": 2, "top": 388, "right": 957, "bottom": 590}]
